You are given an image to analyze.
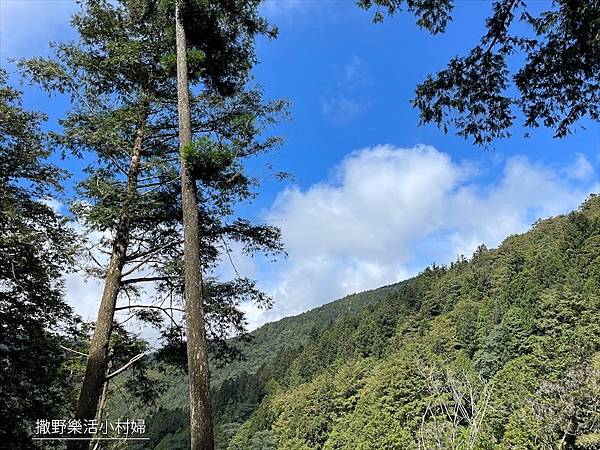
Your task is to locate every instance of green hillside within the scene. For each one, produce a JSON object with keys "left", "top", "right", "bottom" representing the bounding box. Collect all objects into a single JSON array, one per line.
[
  {"left": 121, "top": 195, "right": 600, "bottom": 449},
  {"left": 212, "top": 281, "right": 409, "bottom": 386},
  {"left": 113, "top": 275, "right": 408, "bottom": 448}
]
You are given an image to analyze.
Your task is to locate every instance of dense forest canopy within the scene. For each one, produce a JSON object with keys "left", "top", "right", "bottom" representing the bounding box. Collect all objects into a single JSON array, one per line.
[
  {"left": 0, "top": 0, "right": 598, "bottom": 449},
  {"left": 107, "top": 195, "right": 600, "bottom": 449}
]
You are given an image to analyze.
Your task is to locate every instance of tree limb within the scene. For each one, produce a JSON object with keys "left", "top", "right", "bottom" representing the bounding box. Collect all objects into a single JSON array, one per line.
[
  {"left": 119, "top": 275, "right": 176, "bottom": 285},
  {"left": 60, "top": 345, "right": 89, "bottom": 357},
  {"left": 115, "top": 304, "right": 184, "bottom": 328},
  {"left": 115, "top": 304, "right": 184, "bottom": 313},
  {"left": 105, "top": 351, "right": 150, "bottom": 380}
]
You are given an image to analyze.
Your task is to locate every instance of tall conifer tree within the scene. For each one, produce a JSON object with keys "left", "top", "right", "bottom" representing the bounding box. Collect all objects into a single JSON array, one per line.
[
  {"left": 22, "top": 1, "right": 285, "bottom": 448},
  {"left": 172, "top": 1, "right": 279, "bottom": 447}
]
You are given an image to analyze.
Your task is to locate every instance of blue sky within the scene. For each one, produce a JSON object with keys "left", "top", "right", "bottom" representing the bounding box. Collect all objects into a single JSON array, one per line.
[{"left": 1, "top": 0, "right": 599, "bottom": 330}]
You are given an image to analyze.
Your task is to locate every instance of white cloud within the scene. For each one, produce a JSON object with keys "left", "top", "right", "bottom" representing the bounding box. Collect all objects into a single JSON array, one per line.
[
  {"left": 344, "top": 55, "right": 370, "bottom": 88},
  {"left": 60, "top": 147, "right": 597, "bottom": 334},
  {"left": 64, "top": 218, "right": 265, "bottom": 343},
  {"left": 64, "top": 270, "right": 104, "bottom": 322},
  {"left": 39, "top": 197, "right": 63, "bottom": 213},
  {"left": 320, "top": 95, "right": 367, "bottom": 124},
  {"left": 320, "top": 55, "right": 372, "bottom": 123},
  {"left": 564, "top": 153, "right": 595, "bottom": 181},
  {"left": 63, "top": 225, "right": 109, "bottom": 322},
  {"left": 212, "top": 239, "right": 259, "bottom": 281},
  {"left": 269, "top": 145, "right": 460, "bottom": 261},
  {"left": 62, "top": 224, "right": 168, "bottom": 344},
  {"left": 244, "top": 145, "right": 596, "bottom": 329},
  {"left": 65, "top": 267, "right": 165, "bottom": 345}
]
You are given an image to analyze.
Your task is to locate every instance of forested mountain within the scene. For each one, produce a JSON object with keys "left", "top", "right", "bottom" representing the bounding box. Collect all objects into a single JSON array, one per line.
[
  {"left": 111, "top": 278, "right": 407, "bottom": 448},
  {"left": 115, "top": 194, "right": 600, "bottom": 449},
  {"left": 2, "top": 1, "right": 598, "bottom": 448}
]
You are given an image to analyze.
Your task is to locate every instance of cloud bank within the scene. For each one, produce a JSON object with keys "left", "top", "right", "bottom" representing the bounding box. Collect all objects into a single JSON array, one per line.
[
  {"left": 245, "top": 144, "right": 597, "bottom": 328},
  {"left": 58, "top": 144, "right": 597, "bottom": 336}
]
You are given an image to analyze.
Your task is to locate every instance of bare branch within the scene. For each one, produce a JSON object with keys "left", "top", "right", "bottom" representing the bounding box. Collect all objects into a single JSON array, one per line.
[
  {"left": 115, "top": 304, "right": 183, "bottom": 328},
  {"left": 125, "top": 239, "right": 180, "bottom": 262},
  {"left": 120, "top": 275, "right": 176, "bottom": 286},
  {"left": 60, "top": 345, "right": 89, "bottom": 357},
  {"left": 139, "top": 176, "right": 181, "bottom": 196},
  {"left": 221, "top": 236, "right": 241, "bottom": 278},
  {"left": 115, "top": 304, "right": 184, "bottom": 313},
  {"left": 105, "top": 351, "right": 150, "bottom": 380}
]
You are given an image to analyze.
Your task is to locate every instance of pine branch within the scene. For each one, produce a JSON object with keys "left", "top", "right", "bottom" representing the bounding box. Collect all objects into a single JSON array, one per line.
[{"left": 125, "top": 240, "right": 181, "bottom": 263}]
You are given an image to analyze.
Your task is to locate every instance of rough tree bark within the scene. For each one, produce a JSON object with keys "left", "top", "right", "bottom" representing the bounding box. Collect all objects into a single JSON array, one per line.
[
  {"left": 175, "top": 2, "right": 214, "bottom": 450},
  {"left": 68, "top": 121, "right": 146, "bottom": 450}
]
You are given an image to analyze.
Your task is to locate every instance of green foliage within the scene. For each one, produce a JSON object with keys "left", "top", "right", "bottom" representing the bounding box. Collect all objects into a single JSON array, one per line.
[
  {"left": 125, "top": 283, "right": 403, "bottom": 448},
  {"left": 357, "top": 0, "right": 453, "bottom": 33},
  {"left": 221, "top": 195, "right": 600, "bottom": 449},
  {"left": 359, "top": 0, "right": 600, "bottom": 145},
  {"left": 21, "top": 0, "right": 288, "bottom": 382},
  {"left": 109, "top": 195, "right": 600, "bottom": 449},
  {"left": 182, "top": 137, "right": 238, "bottom": 183},
  {"left": 0, "top": 70, "right": 80, "bottom": 447},
  {"left": 175, "top": 0, "right": 278, "bottom": 95}
]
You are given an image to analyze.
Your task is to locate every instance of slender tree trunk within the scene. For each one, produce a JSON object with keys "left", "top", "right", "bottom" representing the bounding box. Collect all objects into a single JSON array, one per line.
[
  {"left": 91, "top": 360, "right": 110, "bottom": 450},
  {"left": 175, "top": 2, "right": 214, "bottom": 449},
  {"left": 68, "top": 123, "right": 146, "bottom": 450}
]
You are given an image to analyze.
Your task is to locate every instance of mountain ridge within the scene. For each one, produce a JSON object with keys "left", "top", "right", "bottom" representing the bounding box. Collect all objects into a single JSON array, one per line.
[{"left": 117, "top": 194, "right": 600, "bottom": 449}]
